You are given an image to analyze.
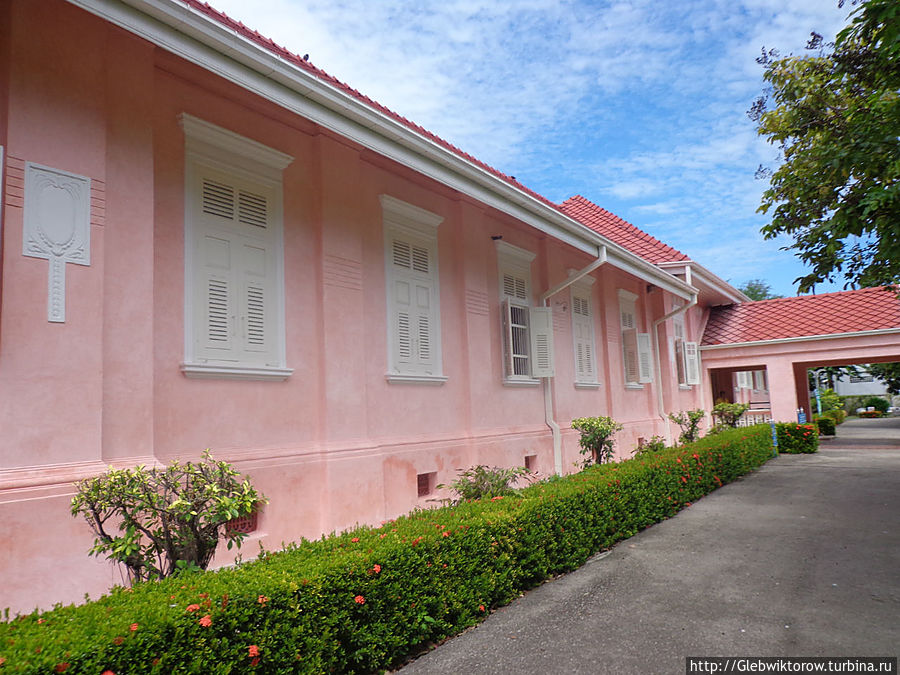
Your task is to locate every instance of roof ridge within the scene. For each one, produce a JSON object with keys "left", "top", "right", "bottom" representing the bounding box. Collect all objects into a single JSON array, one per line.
[{"left": 181, "top": 0, "right": 563, "bottom": 215}]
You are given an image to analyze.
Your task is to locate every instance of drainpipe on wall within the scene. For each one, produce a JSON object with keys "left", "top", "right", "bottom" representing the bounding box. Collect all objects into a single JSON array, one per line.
[
  {"left": 651, "top": 264, "right": 697, "bottom": 444},
  {"left": 539, "top": 246, "right": 607, "bottom": 475}
]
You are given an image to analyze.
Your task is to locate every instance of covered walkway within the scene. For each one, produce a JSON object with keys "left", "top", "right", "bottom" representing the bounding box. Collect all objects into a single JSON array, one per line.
[{"left": 700, "top": 287, "right": 900, "bottom": 422}]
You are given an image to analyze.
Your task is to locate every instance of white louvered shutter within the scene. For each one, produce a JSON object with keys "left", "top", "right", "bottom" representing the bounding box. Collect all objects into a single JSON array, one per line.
[
  {"left": 529, "top": 306, "right": 554, "bottom": 378},
  {"left": 684, "top": 341, "right": 701, "bottom": 385},
  {"left": 637, "top": 332, "right": 653, "bottom": 383},
  {"left": 622, "top": 328, "right": 639, "bottom": 384},
  {"left": 572, "top": 294, "right": 596, "bottom": 383},
  {"left": 195, "top": 172, "right": 277, "bottom": 366},
  {"left": 737, "top": 371, "right": 752, "bottom": 389},
  {"left": 389, "top": 236, "right": 438, "bottom": 375}
]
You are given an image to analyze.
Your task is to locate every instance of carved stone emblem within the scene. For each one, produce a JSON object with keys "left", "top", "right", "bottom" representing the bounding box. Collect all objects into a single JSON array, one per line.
[{"left": 23, "top": 163, "right": 91, "bottom": 322}]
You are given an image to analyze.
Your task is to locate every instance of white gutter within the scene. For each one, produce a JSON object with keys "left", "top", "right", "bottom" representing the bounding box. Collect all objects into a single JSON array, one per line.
[
  {"left": 651, "top": 265, "right": 697, "bottom": 444},
  {"left": 539, "top": 247, "right": 608, "bottom": 476},
  {"left": 67, "top": 0, "right": 696, "bottom": 300}
]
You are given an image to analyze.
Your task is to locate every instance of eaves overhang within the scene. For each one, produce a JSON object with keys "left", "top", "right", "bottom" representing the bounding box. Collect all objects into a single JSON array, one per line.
[
  {"left": 66, "top": 0, "right": 696, "bottom": 301},
  {"left": 658, "top": 260, "right": 748, "bottom": 305}
]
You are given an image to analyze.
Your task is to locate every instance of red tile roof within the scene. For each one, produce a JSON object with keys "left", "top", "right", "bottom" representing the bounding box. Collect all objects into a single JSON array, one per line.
[
  {"left": 180, "top": 1, "right": 563, "bottom": 215},
  {"left": 559, "top": 195, "right": 690, "bottom": 264},
  {"left": 702, "top": 287, "right": 900, "bottom": 346}
]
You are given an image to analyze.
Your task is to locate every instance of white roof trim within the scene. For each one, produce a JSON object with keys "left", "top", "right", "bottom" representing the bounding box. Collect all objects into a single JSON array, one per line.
[
  {"left": 67, "top": 0, "right": 696, "bottom": 300},
  {"left": 700, "top": 327, "right": 900, "bottom": 351}
]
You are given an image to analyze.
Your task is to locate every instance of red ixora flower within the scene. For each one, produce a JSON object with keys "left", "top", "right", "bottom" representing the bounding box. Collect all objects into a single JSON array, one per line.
[
  {"left": 258, "top": 595, "right": 268, "bottom": 605},
  {"left": 54, "top": 664, "right": 69, "bottom": 673},
  {"left": 185, "top": 604, "right": 201, "bottom": 613},
  {"left": 478, "top": 604, "right": 486, "bottom": 612},
  {"left": 248, "top": 645, "right": 260, "bottom": 658},
  {"left": 351, "top": 537, "right": 360, "bottom": 543},
  {"left": 373, "top": 564, "right": 382, "bottom": 574},
  {"left": 129, "top": 623, "right": 139, "bottom": 632},
  {"left": 199, "top": 615, "right": 212, "bottom": 627},
  {"left": 113, "top": 636, "right": 125, "bottom": 646},
  {"left": 101, "top": 671, "right": 115, "bottom": 675},
  {"left": 251, "top": 657, "right": 260, "bottom": 666},
  {"left": 354, "top": 595, "right": 366, "bottom": 605},
  {"left": 491, "top": 496, "right": 504, "bottom": 501},
  {"left": 442, "top": 531, "right": 450, "bottom": 537}
]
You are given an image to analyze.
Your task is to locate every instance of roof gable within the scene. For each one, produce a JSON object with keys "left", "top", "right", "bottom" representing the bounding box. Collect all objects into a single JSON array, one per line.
[
  {"left": 702, "top": 287, "right": 900, "bottom": 346},
  {"left": 559, "top": 195, "right": 690, "bottom": 265}
]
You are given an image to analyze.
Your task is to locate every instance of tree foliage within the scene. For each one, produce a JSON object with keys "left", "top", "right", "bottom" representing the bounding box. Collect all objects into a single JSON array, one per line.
[
  {"left": 751, "top": 0, "right": 900, "bottom": 292},
  {"left": 571, "top": 416, "right": 623, "bottom": 466},
  {"left": 867, "top": 362, "right": 900, "bottom": 394},
  {"left": 71, "top": 451, "right": 265, "bottom": 584},
  {"left": 738, "top": 278, "right": 782, "bottom": 301}
]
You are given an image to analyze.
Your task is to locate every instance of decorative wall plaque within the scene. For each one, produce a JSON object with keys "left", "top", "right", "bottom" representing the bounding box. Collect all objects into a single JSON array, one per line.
[{"left": 23, "top": 163, "right": 91, "bottom": 322}]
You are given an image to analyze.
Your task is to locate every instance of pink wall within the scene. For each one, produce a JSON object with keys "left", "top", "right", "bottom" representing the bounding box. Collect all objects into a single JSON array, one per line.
[{"left": 1, "top": 0, "right": 709, "bottom": 613}]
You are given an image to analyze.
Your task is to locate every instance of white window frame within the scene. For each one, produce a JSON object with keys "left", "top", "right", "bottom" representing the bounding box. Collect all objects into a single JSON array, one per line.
[
  {"left": 571, "top": 278, "right": 600, "bottom": 388},
  {"left": 671, "top": 302, "right": 700, "bottom": 388},
  {"left": 496, "top": 241, "right": 543, "bottom": 386},
  {"left": 180, "top": 114, "right": 293, "bottom": 381},
  {"left": 381, "top": 194, "right": 446, "bottom": 385},
  {"left": 618, "top": 289, "right": 651, "bottom": 388},
  {"left": 736, "top": 371, "right": 753, "bottom": 390}
]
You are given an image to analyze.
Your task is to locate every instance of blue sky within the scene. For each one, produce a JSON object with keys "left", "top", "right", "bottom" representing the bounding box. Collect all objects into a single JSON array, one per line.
[{"left": 210, "top": 0, "right": 853, "bottom": 298}]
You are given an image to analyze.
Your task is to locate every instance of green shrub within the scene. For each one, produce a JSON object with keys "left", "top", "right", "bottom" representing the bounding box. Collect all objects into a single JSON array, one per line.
[
  {"left": 776, "top": 423, "right": 819, "bottom": 453},
  {"left": 631, "top": 435, "right": 666, "bottom": 459},
  {"left": 813, "top": 416, "right": 836, "bottom": 436},
  {"left": 668, "top": 409, "right": 705, "bottom": 445},
  {"left": 2, "top": 427, "right": 775, "bottom": 674},
  {"left": 862, "top": 396, "right": 889, "bottom": 414},
  {"left": 859, "top": 409, "right": 883, "bottom": 418},
  {"left": 571, "top": 416, "right": 623, "bottom": 466},
  {"left": 817, "top": 388, "right": 843, "bottom": 413},
  {"left": 820, "top": 408, "right": 846, "bottom": 425},
  {"left": 438, "top": 465, "right": 533, "bottom": 504},
  {"left": 70, "top": 451, "right": 265, "bottom": 584}
]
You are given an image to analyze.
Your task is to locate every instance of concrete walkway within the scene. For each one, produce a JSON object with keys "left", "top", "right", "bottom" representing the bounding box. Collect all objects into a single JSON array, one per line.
[{"left": 398, "top": 419, "right": 900, "bottom": 674}]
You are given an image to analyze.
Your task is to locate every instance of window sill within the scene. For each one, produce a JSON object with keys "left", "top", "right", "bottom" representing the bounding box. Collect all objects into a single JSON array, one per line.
[
  {"left": 679, "top": 384, "right": 692, "bottom": 391},
  {"left": 624, "top": 383, "right": 644, "bottom": 390},
  {"left": 574, "top": 381, "right": 602, "bottom": 390},
  {"left": 503, "top": 377, "right": 541, "bottom": 387},
  {"left": 385, "top": 373, "right": 448, "bottom": 385},
  {"left": 181, "top": 363, "right": 293, "bottom": 381}
]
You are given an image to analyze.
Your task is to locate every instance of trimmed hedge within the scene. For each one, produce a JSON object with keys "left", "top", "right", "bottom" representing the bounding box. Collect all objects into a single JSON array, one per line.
[
  {"left": 0, "top": 427, "right": 774, "bottom": 674},
  {"left": 776, "top": 422, "right": 819, "bottom": 453},
  {"left": 813, "top": 416, "right": 836, "bottom": 436}
]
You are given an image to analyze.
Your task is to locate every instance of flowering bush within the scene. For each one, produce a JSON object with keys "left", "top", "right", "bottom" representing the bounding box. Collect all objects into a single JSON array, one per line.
[
  {"left": 858, "top": 409, "right": 883, "bottom": 418},
  {"left": 438, "top": 465, "right": 533, "bottom": 504},
  {"left": 1, "top": 427, "right": 774, "bottom": 674},
  {"left": 775, "top": 423, "right": 819, "bottom": 453}
]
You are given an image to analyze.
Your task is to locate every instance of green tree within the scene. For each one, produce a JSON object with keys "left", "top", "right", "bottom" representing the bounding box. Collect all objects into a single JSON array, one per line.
[
  {"left": 738, "top": 278, "right": 782, "bottom": 301},
  {"left": 71, "top": 451, "right": 265, "bottom": 584},
  {"left": 750, "top": 0, "right": 900, "bottom": 292},
  {"left": 867, "top": 362, "right": 900, "bottom": 394}
]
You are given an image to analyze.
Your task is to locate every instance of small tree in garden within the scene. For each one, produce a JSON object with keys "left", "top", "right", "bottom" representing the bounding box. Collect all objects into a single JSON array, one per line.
[
  {"left": 438, "top": 465, "right": 533, "bottom": 504},
  {"left": 71, "top": 450, "right": 265, "bottom": 584},
  {"left": 571, "top": 416, "right": 623, "bottom": 467},
  {"left": 711, "top": 402, "right": 750, "bottom": 429},
  {"left": 668, "top": 409, "right": 705, "bottom": 445}
]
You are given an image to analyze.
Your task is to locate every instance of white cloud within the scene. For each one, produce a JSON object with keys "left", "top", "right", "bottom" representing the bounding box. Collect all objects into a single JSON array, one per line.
[{"left": 204, "top": 0, "right": 853, "bottom": 295}]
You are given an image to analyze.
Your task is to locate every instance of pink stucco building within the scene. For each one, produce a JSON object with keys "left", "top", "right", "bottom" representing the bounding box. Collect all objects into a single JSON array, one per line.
[{"left": 2, "top": 0, "right": 898, "bottom": 615}]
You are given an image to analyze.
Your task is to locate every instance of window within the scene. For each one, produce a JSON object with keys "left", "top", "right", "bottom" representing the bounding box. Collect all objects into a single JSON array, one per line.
[
  {"left": 180, "top": 114, "right": 293, "bottom": 380},
  {"left": 382, "top": 195, "right": 445, "bottom": 384},
  {"left": 417, "top": 472, "right": 436, "bottom": 498},
  {"left": 753, "top": 369, "right": 768, "bottom": 391},
  {"left": 496, "top": 241, "right": 553, "bottom": 384},
  {"left": 618, "top": 289, "right": 652, "bottom": 387},
  {"left": 571, "top": 280, "right": 599, "bottom": 387},
  {"left": 736, "top": 371, "right": 753, "bottom": 389},
  {"left": 672, "top": 303, "right": 700, "bottom": 387}
]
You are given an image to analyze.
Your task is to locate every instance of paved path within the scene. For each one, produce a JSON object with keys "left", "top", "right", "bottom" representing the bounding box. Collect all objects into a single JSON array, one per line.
[{"left": 399, "top": 419, "right": 900, "bottom": 674}]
